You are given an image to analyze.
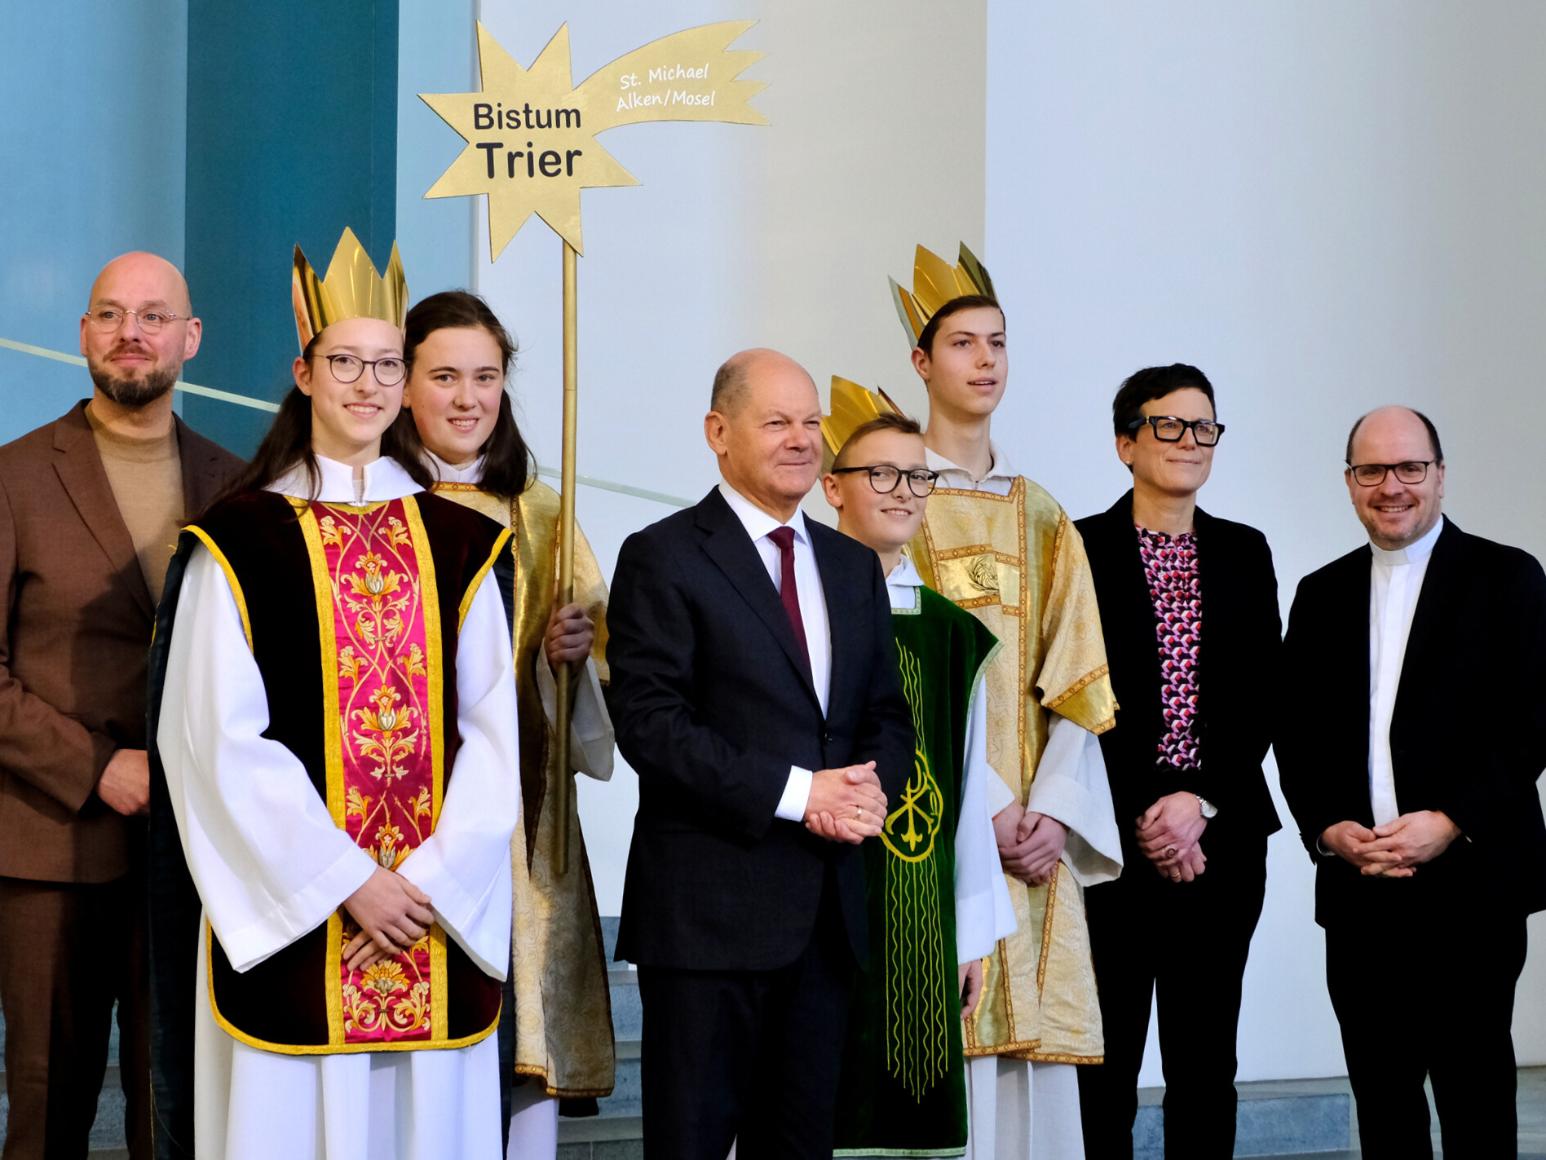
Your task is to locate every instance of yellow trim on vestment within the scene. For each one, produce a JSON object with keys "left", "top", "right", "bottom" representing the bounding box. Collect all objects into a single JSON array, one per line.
[
  {"left": 204, "top": 920, "right": 501, "bottom": 1055},
  {"left": 292, "top": 502, "right": 348, "bottom": 1043},
  {"left": 458, "top": 526, "right": 512, "bottom": 631},
  {"left": 184, "top": 525, "right": 253, "bottom": 650}
]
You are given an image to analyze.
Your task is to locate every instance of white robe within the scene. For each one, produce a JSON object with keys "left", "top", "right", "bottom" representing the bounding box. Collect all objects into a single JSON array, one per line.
[{"left": 158, "top": 455, "right": 521, "bottom": 1160}]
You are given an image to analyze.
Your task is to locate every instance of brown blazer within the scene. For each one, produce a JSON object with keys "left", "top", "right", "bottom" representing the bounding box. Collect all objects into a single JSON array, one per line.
[{"left": 0, "top": 400, "right": 242, "bottom": 883}]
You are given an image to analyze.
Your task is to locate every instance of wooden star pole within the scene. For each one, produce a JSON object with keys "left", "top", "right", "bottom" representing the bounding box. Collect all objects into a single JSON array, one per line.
[{"left": 421, "top": 20, "right": 766, "bottom": 872}]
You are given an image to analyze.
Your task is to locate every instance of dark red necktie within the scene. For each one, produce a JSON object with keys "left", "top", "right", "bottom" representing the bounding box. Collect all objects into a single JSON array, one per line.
[{"left": 768, "top": 526, "right": 811, "bottom": 673}]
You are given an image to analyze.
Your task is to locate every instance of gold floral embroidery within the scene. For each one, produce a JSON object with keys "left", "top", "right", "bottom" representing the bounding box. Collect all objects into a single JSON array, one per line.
[
  {"left": 318, "top": 499, "right": 440, "bottom": 1045},
  {"left": 363, "top": 959, "right": 407, "bottom": 996},
  {"left": 399, "top": 643, "right": 427, "bottom": 679},
  {"left": 345, "top": 786, "right": 372, "bottom": 819},
  {"left": 353, "top": 685, "right": 421, "bottom": 784},
  {"left": 319, "top": 514, "right": 344, "bottom": 548}
]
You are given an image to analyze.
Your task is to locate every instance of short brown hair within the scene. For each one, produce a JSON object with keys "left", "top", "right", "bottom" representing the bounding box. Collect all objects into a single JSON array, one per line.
[
  {"left": 832, "top": 412, "right": 923, "bottom": 469},
  {"left": 917, "top": 294, "right": 1004, "bottom": 354}
]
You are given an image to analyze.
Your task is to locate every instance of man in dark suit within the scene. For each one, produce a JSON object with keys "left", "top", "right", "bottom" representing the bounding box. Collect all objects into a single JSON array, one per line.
[
  {"left": 606, "top": 347, "right": 913, "bottom": 1160},
  {"left": 0, "top": 252, "right": 242, "bottom": 1160},
  {"left": 1279, "top": 405, "right": 1546, "bottom": 1160}
]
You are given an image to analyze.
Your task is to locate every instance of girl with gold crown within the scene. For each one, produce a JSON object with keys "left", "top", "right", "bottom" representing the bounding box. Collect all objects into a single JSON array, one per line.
[
  {"left": 394, "top": 290, "right": 617, "bottom": 1158},
  {"left": 888, "top": 243, "right": 1123, "bottom": 1160},
  {"left": 146, "top": 230, "right": 520, "bottom": 1160}
]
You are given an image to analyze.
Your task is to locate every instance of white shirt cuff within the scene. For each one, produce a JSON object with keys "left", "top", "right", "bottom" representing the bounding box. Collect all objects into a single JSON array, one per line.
[{"left": 775, "top": 766, "right": 814, "bottom": 822}]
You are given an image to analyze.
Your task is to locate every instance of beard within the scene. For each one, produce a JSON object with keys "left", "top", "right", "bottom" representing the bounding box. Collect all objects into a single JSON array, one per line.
[{"left": 87, "top": 356, "right": 179, "bottom": 407}]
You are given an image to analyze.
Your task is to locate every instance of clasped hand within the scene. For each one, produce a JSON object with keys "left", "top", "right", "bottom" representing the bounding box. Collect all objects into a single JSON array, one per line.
[
  {"left": 1137, "top": 792, "right": 1208, "bottom": 882},
  {"left": 97, "top": 748, "right": 150, "bottom": 817},
  {"left": 342, "top": 867, "right": 436, "bottom": 972},
  {"left": 994, "top": 802, "right": 1068, "bottom": 886},
  {"left": 1320, "top": 810, "right": 1459, "bottom": 878},
  {"left": 803, "top": 762, "right": 887, "bottom": 844}
]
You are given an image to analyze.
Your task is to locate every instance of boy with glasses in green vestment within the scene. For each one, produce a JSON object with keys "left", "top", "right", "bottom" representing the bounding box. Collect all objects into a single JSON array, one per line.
[{"left": 818, "top": 398, "right": 1016, "bottom": 1157}]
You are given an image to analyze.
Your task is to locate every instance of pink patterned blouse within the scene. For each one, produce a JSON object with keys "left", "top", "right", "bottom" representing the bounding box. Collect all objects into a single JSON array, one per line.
[{"left": 1137, "top": 525, "right": 1202, "bottom": 770}]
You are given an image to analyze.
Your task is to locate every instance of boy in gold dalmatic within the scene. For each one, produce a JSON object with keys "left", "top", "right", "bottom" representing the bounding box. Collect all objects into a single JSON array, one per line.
[{"left": 889, "top": 244, "right": 1122, "bottom": 1159}]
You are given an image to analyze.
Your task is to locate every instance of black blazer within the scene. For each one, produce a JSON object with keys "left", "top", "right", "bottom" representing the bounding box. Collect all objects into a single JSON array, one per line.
[
  {"left": 1278, "top": 517, "right": 1546, "bottom": 927},
  {"left": 605, "top": 488, "right": 913, "bottom": 971},
  {"left": 1076, "top": 493, "right": 1282, "bottom": 854}
]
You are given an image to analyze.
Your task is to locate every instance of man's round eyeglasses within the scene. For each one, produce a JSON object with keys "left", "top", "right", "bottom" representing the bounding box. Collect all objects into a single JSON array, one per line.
[
  {"left": 313, "top": 353, "right": 407, "bottom": 387},
  {"left": 83, "top": 308, "right": 187, "bottom": 335},
  {"left": 1127, "top": 416, "right": 1225, "bottom": 446},
  {"left": 831, "top": 464, "right": 939, "bottom": 497},
  {"left": 1346, "top": 460, "right": 1435, "bottom": 487}
]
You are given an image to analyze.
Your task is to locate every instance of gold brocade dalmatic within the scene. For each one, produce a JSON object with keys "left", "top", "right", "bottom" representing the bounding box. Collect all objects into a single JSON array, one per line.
[
  {"left": 911, "top": 478, "right": 1116, "bottom": 1063},
  {"left": 435, "top": 480, "right": 616, "bottom": 1098}
]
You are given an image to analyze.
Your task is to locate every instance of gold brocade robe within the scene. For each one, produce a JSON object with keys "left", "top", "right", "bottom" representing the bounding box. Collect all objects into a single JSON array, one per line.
[
  {"left": 911, "top": 477, "right": 1117, "bottom": 1063},
  {"left": 434, "top": 479, "right": 616, "bottom": 1098}
]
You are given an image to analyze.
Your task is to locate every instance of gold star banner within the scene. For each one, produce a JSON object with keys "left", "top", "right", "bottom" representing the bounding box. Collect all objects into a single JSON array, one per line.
[{"left": 421, "top": 20, "right": 766, "bottom": 257}]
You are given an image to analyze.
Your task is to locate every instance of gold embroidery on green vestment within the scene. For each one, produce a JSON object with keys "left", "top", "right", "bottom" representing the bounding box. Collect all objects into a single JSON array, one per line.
[{"left": 884, "top": 644, "right": 950, "bottom": 1101}]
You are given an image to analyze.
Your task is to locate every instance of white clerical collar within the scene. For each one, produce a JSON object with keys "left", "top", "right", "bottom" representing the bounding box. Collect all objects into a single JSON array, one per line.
[
  {"left": 268, "top": 454, "right": 421, "bottom": 504},
  {"left": 1369, "top": 516, "right": 1443, "bottom": 568},
  {"left": 717, "top": 481, "right": 811, "bottom": 545},
  {"left": 886, "top": 554, "right": 924, "bottom": 611},
  {"left": 424, "top": 449, "right": 487, "bottom": 486},
  {"left": 925, "top": 441, "right": 1014, "bottom": 483}
]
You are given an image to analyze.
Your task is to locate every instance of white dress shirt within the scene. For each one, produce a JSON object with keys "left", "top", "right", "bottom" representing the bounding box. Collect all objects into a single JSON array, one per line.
[
  {"left": 1367, "top": 517, "right": 1444, "bottom": 825},
  {"left": 716, "top": 482, "right": 833, "bottom": 822}
]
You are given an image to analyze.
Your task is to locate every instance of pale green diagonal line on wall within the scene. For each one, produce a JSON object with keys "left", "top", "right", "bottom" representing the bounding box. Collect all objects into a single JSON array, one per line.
[{"left": 1, "top": 336, "right": 690, "bottom": 508}]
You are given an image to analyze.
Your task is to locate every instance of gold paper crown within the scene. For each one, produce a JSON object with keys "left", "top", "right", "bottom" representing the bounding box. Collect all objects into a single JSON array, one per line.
[
  {"left": 888, "top": 242, "right": 996, "bottom": 348},
  {"left": 821, "top": 376, "right": 907, "bottom": 468},
  {"left": 291, "top": 227, "right": 408, "bottom": 350}
]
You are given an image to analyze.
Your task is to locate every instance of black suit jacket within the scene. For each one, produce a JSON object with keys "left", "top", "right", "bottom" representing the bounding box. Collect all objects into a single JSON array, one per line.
[
  {"left": 1076, "top": 493, "right": 1282, "bottom": 855},
  {"left": 606, "top": 487, "right": 913, "bottom": 971},
  {"left": 1278, "top": 517, "right": 1546, "bottom": 927}
]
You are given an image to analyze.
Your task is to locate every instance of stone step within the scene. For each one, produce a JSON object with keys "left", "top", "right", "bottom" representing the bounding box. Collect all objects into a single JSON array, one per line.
[
  {"left": 1133, "top": 1075, "right": 1350, "bottom": 1159},
  {"left": 14, "top": 916, "right": 1536, "bottom": 1159}
]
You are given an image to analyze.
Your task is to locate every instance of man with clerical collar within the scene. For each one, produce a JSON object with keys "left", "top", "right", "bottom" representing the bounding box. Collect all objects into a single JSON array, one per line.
[
  {"left": 0, "top": 252, "right": 241, "bottom": 1158},
  {"left": 605, "top": 348, "right": 912, "bottom": 1159},
  {"left": 891, "top": 244, "right": 1122, "bottom": 1159},
  {"left": 1279, "top": 405, "right": 1546, "bottom": 1159}
]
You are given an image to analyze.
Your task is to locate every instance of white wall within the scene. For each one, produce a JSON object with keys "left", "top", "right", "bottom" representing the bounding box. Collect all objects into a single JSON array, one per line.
[
  {"left": 456, "top": 0, "right": 1546, "bottom": 1087},
  {"left": 472, "top": 0, "right": 987, "bottom": 914},
  {"left": 985, "top": 1, "right": 1546, "bottom": 1084}
]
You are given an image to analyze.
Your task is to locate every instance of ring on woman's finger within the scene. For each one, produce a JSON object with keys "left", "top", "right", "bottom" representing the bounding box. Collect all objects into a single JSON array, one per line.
[{"left": 1164, "top": 846, "right": 1177, "bottom": 860}]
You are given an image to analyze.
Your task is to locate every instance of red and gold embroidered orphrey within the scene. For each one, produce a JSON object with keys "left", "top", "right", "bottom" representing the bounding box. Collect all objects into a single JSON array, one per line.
[{"left": 314, "top": 500, "right": 443, "bottom": 1045}]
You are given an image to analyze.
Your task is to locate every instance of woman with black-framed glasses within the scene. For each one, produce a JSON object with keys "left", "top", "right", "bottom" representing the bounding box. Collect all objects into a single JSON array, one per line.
[{"left": 1073, "top": 363, "right": 1283, "bottom": 1159}]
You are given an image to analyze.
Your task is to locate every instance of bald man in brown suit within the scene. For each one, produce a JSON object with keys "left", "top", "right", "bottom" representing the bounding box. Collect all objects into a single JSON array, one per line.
[{"left": 0, "top": 252, "right": 242, "bottom": 1159}]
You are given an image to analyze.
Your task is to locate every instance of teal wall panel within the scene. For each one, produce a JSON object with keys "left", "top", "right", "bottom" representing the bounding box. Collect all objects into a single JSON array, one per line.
[
  {"left": 0, "top": 2, "right": 188, "bottom": 441},
  {"left": 182, "top": 2, "right": 399, "bottom": 455},
  {"left": 396, "top": 0, "right": 476, "bottom": 298}
]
